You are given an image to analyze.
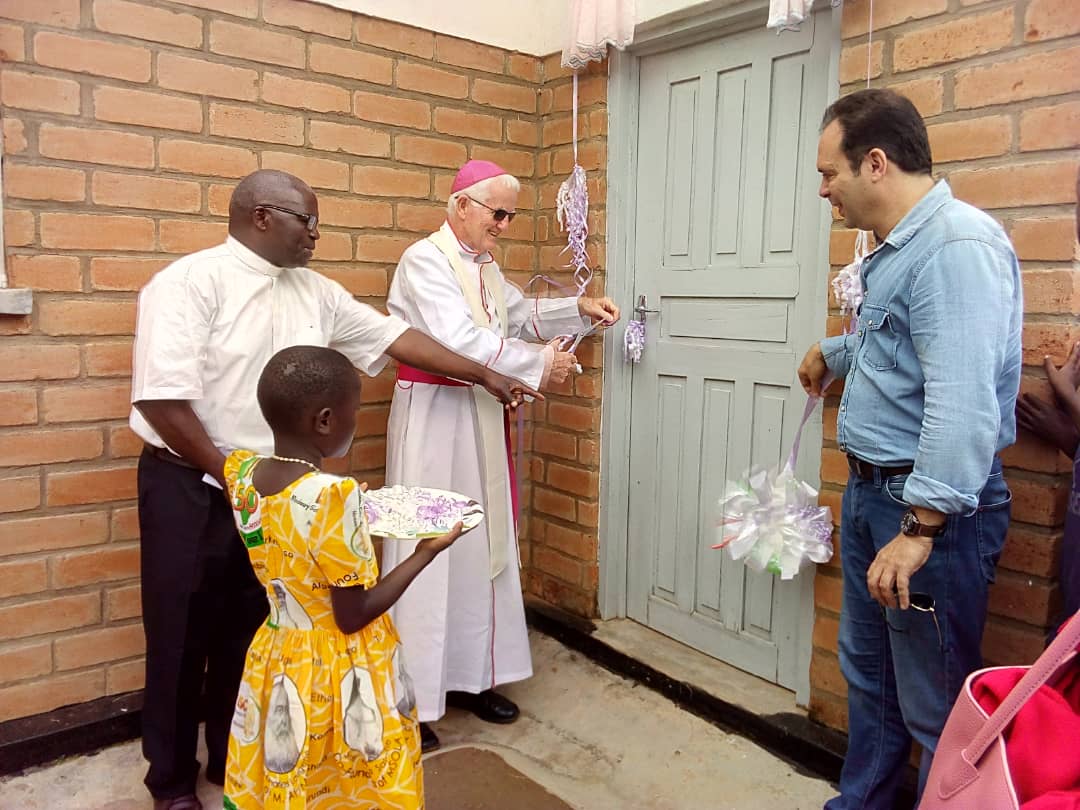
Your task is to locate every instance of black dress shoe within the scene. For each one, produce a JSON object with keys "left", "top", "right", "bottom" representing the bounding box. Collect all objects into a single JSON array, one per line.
[
  {"left": 419, "top": 721, "right": 441, "bottom": 753},
  {"left": 446, "top": 689, "right": 520, "bottom": 724}
]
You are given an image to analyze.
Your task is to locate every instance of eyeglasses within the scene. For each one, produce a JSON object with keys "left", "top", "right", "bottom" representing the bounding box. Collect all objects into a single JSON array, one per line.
[
  {"left": 256, "top": 203, "right": 319, "bottom": 233},
  {"left": 464, "top": 195, "right": 516, "bottom": 223},
  {"left": 884, "top": 591, "right": 943, "bottom": 650}
]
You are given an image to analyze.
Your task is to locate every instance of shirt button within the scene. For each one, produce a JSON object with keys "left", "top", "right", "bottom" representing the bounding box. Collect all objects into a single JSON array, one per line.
[{"left": 839, "top": 405, "right": 845, "bottom": 412}]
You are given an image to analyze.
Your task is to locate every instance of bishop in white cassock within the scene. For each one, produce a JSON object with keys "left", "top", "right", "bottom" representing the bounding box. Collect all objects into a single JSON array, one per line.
[{"left": 381, "top": 160, "right": 619, "bottom": 750}]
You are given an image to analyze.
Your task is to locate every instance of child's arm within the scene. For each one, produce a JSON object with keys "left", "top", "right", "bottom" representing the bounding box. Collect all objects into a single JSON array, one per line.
[
  {"left": 1017, "top": 393, "right": 1080, "bottom": 457},
  {"left": 329, "top": 523, "right": 463, "bottom": 635},
  {"left": 1045, "top": 342, "right": 1080, "bottom": 432}
]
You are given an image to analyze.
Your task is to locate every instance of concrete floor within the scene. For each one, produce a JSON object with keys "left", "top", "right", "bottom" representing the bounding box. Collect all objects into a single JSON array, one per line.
[{"left": 0, "top": 631, "right": 836, "bottom": 810}]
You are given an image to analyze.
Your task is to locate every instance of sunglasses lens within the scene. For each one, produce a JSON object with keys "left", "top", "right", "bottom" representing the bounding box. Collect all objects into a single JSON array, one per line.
[
  {"left": 910, "top": 594, "right": 934, "bottom": 611},
  {"left": 501, "top": 210, "right": 516, "bottom": 223}
]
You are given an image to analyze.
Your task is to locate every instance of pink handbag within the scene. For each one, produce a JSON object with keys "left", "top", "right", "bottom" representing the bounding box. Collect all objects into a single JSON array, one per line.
[{"left": 920, "top": 613, "right": 1080, "bottom": 809}]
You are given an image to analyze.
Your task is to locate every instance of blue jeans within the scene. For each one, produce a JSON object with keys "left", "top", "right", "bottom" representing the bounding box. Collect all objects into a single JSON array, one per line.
[{"left": 825, "top": 459, "right": 1010, "bottom": 810}]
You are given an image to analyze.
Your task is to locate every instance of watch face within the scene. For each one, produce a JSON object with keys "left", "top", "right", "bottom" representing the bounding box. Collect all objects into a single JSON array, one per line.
[{"left": 900, "top": 511, "right": 916, "bottom": 534}]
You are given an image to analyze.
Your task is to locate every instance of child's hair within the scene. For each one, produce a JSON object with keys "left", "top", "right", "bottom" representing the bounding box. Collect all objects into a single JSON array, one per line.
[{"left": 257, "top": 345, "right": 359, "bottom": 434}]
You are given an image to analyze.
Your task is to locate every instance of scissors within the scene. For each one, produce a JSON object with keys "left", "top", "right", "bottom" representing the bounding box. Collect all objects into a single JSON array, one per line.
[{"left": 554, "top": 319, "right": 610, "bottom": 373}]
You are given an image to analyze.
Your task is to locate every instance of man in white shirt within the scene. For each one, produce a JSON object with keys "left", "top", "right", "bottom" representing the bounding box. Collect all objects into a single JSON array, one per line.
[
  {"left": 381, "top": 160, "right": 618, "bottom": 752},
  {"left": 130, "top": 169, "right": 535, "bottom": 810}
]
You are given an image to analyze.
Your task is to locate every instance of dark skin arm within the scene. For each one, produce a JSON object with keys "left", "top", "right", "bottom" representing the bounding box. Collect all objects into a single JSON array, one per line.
[
  {"left": 134, "top": 400, "right": 227, "bottom": 486},
  {"left": 329, "top": 523, "right": 463, "bottom": 634},
  {"left": 1016, "top": 392, "right": 1080, "bottom": 458},
  {"left": 386, "top": 328, "right": 541, "bottom": 408}
]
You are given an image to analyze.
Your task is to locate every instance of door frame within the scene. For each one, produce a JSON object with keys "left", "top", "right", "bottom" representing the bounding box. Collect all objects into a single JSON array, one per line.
[{"left": 598, "top": 0, "right": 843, "bottom": 704}]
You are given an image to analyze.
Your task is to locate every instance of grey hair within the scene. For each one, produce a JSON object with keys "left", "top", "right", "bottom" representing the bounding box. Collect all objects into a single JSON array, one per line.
[{"left": 446, "top": 173, "right": 520, "bottom": 218}]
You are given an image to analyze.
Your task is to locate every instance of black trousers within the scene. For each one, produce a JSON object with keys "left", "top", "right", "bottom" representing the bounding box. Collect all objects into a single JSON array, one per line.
[{"left": 137, "top": 448, "right": 267, "bottom": 799}]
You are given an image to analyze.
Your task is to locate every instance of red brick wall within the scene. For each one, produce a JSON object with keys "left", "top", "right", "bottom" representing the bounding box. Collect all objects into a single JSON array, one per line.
[
  {"left": 0, "top": 0, "right": 549, "bottom": 723},
  {"left": 810, "top": 0, "right": 1080, "bottom": 733}
]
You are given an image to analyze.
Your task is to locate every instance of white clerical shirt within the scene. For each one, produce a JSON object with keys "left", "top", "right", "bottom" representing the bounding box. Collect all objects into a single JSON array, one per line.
[{"left": 130, "top": 236, "right": 409, "bottom": 456}]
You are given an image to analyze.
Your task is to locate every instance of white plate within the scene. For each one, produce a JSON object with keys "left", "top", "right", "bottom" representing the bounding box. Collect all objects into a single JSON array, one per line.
[{"left": 363, "top": 485, "right": 484, "bottom": 540}]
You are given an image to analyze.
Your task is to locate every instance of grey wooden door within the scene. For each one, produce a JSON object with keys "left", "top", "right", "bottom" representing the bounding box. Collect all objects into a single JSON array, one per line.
[{"left": 626, "top": 12, "right": 831, "bottom": 690}]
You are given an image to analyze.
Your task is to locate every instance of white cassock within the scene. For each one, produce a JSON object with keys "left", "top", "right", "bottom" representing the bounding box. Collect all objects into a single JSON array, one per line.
[{"left": 382, "top": 221, "right": 587, "bottom": 722}]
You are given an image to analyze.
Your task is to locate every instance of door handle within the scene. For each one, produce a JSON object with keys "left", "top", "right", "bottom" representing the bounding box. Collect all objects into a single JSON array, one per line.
[{"left": 634, "top": 294, "right": 660, "bottom": 321}]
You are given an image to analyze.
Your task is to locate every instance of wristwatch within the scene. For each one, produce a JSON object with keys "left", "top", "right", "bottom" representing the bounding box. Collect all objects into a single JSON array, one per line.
[{"left": 900, "top": 509, "right": 946, "bottom": 538}]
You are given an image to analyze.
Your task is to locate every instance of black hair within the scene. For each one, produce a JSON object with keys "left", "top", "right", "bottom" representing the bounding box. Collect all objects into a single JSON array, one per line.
[
  {"left": 821, "top": 88, "right": 932, "bottom": 176},
  {"left": 256, "top": 345, "right": 359, "bottom": 435}
]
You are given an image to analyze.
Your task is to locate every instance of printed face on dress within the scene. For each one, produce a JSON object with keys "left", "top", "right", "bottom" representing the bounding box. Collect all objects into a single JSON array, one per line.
[{"left": 455, "top": 184, "right": 518, "bottom": 255}]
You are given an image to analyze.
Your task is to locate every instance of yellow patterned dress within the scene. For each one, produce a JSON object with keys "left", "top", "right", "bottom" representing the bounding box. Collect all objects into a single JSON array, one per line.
[{"left": 223, "top": 450, "right": 423, "bottom": 810}]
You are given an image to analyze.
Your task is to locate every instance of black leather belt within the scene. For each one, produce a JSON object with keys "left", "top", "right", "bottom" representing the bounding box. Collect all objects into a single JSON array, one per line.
[
  {"left": 143, "top": 444, "right": 200, "bottom": 471},
  {"left": 847, "top": 454, "right": 914, "bottom": 480}
]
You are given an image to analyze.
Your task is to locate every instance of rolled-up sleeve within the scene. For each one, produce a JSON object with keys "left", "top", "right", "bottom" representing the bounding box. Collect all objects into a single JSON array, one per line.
[{"left": 820, "top": 332, "right": 856, "bottom": 379}]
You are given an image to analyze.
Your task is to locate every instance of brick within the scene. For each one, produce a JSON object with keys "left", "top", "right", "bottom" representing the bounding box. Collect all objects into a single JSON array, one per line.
[
  {"left": 841, "top": 0, "right": 947, "bottom": 38},
  {"left": 158, "top": 141, "right": 255, "bottom": 179},
  {"left": 309, "top": 42, "right": 392, "bottom": 85},
  {"left": 550, "top": 76, "right": 606, "bottom": 113},
  {"left": 0, "top": 641, "right": 51, "bottom": 686},
  {"left": 0, "top": 343, "right": 78, "bottom": 380},
  {"left": 1020, "top": 101, "right": 1080, "bottom": 152},
  {"left": 262, "top": 72, "right": 350, "bottom": 114},
  {"left": 5, "top": 255, "right": 82, "bottom": 294},
  {"left": 955, "top": 46, "right": 1080, "bottom": 110},
  {"left": 950, "top": 161, "right": 1077, "bottom": 210},
  {"left": 927, "top": 116, "right": 1011, "bottom": 163},
  {"left": 352, "top": 165, "right": 430, "bottom": 198},
  {"left": 507, "top": 119, "right": 538, "bottom": 147},
  {"left": 884, "top": 76, "right": 946, "bottom": 117},
  {"left": 159, "top": 220, "right": 229, "bottom": 254},
  {"left": 839, "top": 40, "right": 883, "bottom": 85},
  {"left": 0, "top": 475, "right": 39, "bottom": 513},
  {"left": 0, "top": 23, "right": 25, "bottom": 62},
  {"left": 0, "top": 592, "right": 100, "bottom": 641},
  {"left": 261, "top": 0, "right": 352, "bottom": 39},
  {"left": 350, "top": 436, "right": 387, "bottom": 470},
  {"left": 92, "top": 171, "right": 201, "bottom": 213},
  {"left": 307, "top": 231, "right": 350, "bottom": 263},
  {"left": 1008, "top": 474, "right": 1068, "bottom": 526},
  {"left": 0, "top": 670, "right": 105, "bottom": 724},
  {"left": 157, "top": 53, "right": 259, "bottom": 102},
  {"left": 38, "top": 299, "right": 136, "bottom": 337},
  {"left": 209, "top": 19, "right": 305, "bottom": 68},
  {"left": 167, "top": 0, "right": 258, "bottom": 16},
  {"left": 508, "top": 54, "right": 541, "bottom": 83},
  {"left": 1009, "top": 218, "right": 1076, "bottom": 261},
  {"left": 551, "top": 141, "right": 599, "bottom": 174},
  {"left": 55, "top": 624, "right": 144, "bottom": 670},
  {"left": 435, "top": 35, "right": 504, "bottom": 74},
  {"left": 96, "top": 86, "right": 203, "bottom": 133},
  {"left": 261, "top": 151, "right": 350, "bottom": 191},
  {"left": 41, "top": 213, "right": 154, "bottom": 252},
  {"left": 0, "top": 427, "right": 103, "bottom": 466},
  {"left": 1021, "top": 268, "right": 1080, "bottom": 315},
  {"left": 107, "top": 584, "right": 142, "bottom": 621},
  {"left": 4, "top": 209, "right": 33, "bottom": 246},
  {"left": 320, "top": 265, "right": 388, "bottom": 297},
  {"left": 3, "top": 117, "right": 27, "bottom": 154},
  {"left": 989, "top": 570, "right": 1055, "bottom": 626},
  {"left": 47, "top": 466, "right": 137, "bottom": 507},
  {"left": 316, "top": 197, "right": 393, "bottom": 229},
  {"left": 210, "top": 103, "right": 305, "bottom": 146},
  {"left": 547, "top": 401, "right": 598, "bottom": 433},
  {"left": 472, "top": 78, "right": 536, "bottom": 113},
  {"left": 541, "top": 521, "right": 594, "bottom": 560},
  {"left": 93, "top": 0, "right": 203, "bottom": 49},
  {"left": 534, "top": 546, "right": 582, "bottom": 586},
  {"left": 352, "top": 91, "right": 431, "bottom": 130},
  {"left": 546, "top": 461, "right": 599, "bottom": 496},
  {"left": 354, "top": 233, "right": 416, "bottom": 263},
  {"left": 354, "top": 16, "right": 434, "bottom": 59},
  {"left": 1025, "top": 0, "right": 1080, "bottom": 42},
  {"left": 90, "top": 257, "right": 164, "bottom": 291},
  {"left": 1, "top": 0, "right": 80, "bottom": 28},
  {"left": 894, "top": 8, "right": 1014, "bottom": 72},
  {"left": 1000, "top": 525, "right": 1059, "bottom": 579},
  {"left": 0, "top": 391, "right": 37, "bottom": 428},
  {"left": 86, "top": 341, "right": 134, "bottom": 377},
  {"left": 43, "top": 382, "right": 131, "bottom": 423},
  {"left": 534, "top": 427, "right": 577, "bottom": 460},
  {"left": 307, "top": 120, "right": 391, "bottom": 160},
  {"left": 1, "top": 69, "right": 79, "bottom": 115},
  {"left": 981, "top": 617, "right": 1045, "bottom": 666},
  {"left": 34, "top": 31, "right": 151, "bottom": 83},
  {"left": 39, "top": 124, "right": 154, "bottom": 169},
  {"left": 434, "top": 107, "right": 502, "bottom": 142},
  {"left": 395, "top": 203, "right": 444, "bottom": 233},
  {"left": 1023, "top": 321, "right": 1080, "bottom": 367},
  {"left": 394, "top": 135, "right": 467, "bottom": 169},
  {"left": 111, "top": 506, "right": 139, "bottom": 541},
  {"left": 108, "top": 425, "right": 143, "bottom": 458},
  {"left": 396, "top": 62, "right": 469, "bottom": 100},
  {"left": 3, "top": 164, "right": 84, "bottom": 203},
  {"left": 106, "top": 658, "right": 145, "bottom": 694},
  {"left": 533, "top": 486, "right": 576, "bottom": 521},
  {"left": 0, "top": 558, "right": 46, "bottom": 598}
]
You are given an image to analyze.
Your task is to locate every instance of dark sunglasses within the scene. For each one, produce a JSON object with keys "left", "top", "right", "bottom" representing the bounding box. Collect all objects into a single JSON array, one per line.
[
  {"left": 256, "top": 203, "right": 319, "bottom": 233},
  {"left": 465, "top": 195, "right": 516, "bottom": 223},
  {"left": 885, "top": 590, "right": 943, "bottom": 650}
]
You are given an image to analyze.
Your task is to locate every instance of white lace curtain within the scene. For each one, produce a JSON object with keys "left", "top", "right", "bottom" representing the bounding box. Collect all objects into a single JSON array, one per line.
[{"left": 561, "top": 0, "right": 635, "bottom": 70}]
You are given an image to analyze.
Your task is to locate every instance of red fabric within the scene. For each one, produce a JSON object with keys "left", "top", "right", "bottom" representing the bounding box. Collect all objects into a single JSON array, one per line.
[
  {"left": 973, "top": 654, "right": 1080, "bottom": 808},
  {"left": 396, "top": 363, "right": 469, "bottom": 387}
]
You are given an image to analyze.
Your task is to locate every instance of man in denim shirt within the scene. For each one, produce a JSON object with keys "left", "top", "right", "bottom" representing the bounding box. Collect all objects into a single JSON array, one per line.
[{"left": 798, "top": 89, "right": 1022, "bottom": 809}]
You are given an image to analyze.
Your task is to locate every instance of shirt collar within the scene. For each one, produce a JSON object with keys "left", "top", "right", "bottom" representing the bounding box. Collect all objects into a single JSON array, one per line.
[
  {"left": 225, "top": 235, "right": 287, "bottom": 278},
  {"left": 440, "top": 221, "right": 493, "bottom": 265},
  {"left": 881, "top": 179, "right": 953, "bottom": 250}
]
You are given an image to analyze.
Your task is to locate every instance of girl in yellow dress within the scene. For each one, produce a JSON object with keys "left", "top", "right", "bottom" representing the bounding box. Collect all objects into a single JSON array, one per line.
[{"left": 223, "top": 345, "right": 464, "bottom": 810}]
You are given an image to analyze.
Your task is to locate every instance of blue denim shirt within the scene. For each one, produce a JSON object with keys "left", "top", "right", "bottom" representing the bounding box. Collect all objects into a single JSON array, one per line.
[{"left": 819, "top": 180, "right": 1022, "bottom": 515}]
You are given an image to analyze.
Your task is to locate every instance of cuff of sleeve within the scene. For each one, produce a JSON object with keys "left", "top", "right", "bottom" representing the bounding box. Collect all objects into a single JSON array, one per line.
[
  {"left": 903, "top": 473, "right": 978, "bottom": 516},
  {"left": 539, "top": 344, "right": 555, "bottom": 390},
  {"left": 819, "top": 335, "right": 846, "bottom": 363}
]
